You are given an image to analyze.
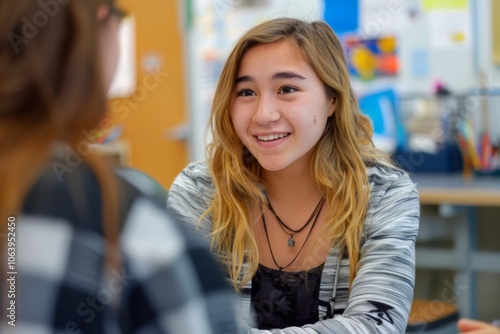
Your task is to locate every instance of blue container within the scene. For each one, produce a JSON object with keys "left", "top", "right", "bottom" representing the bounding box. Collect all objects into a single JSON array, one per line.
[{"left": 392, "top": 143, "right": 463, "bottom": 173}]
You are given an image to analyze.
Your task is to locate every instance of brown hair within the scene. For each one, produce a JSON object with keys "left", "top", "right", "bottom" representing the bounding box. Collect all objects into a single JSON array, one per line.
[
  {"left": 203, "top": 17, "right": 394, "bottom": 290},
  {"left": 0, "top": 0, "right": 120, "bottom": 268}
]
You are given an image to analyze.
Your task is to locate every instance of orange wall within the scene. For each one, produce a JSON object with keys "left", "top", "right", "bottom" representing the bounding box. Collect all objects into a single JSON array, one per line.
[{"left": 111, "top": 0, "right": 188, "bottom": 189}]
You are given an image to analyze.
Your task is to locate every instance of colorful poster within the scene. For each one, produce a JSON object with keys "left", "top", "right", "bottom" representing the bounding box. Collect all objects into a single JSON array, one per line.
[{"left": 344, "top": 35, "right": 398, "bottom": 81}]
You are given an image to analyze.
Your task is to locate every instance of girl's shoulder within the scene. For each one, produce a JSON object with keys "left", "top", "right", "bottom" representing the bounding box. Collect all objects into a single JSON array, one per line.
[
  {"left": 167, "top": 161, "right": 215, "bottom": 222},
  {"left": 366, "top": 163, "right": 417, "bottom": 201},
  {"left": 171, "top": 161, "right": 214, "bottom": 192}
]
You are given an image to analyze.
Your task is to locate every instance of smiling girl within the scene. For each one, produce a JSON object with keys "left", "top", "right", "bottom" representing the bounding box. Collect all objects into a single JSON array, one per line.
[{"left": 168, "top": 17, "right": 420, "bottom": 334}]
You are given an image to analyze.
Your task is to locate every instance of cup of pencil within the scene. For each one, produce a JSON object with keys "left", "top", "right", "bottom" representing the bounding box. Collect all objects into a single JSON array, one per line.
[{"left": 456, "top": 122, "right": 500, "bottom": 177}]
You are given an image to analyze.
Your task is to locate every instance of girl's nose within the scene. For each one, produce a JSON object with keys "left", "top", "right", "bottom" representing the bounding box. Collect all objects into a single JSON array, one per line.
[{"left": 253, "top": 95, "right": 281, "bottom": 125}]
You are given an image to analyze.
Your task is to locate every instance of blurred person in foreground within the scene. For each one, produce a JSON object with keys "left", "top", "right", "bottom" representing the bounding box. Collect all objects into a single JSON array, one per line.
[
  {"left": 167, "top": 17, "right": 420, "bottom": 333},
  {"left": 0, "top": 0, "right": 241, "bottom": 333}
]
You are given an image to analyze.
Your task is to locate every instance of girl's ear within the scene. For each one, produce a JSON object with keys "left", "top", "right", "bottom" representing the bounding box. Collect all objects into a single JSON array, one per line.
[
  {"left": 97, "top": 5, "right": 110, "bottom": 21},
  {"left": 328, "top": 96, "right": 337, "bottom": 117}
]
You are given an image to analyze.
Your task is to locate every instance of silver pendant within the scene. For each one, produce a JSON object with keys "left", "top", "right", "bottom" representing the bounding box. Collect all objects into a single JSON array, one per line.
[{"left": 288, "top": 236, "right": 295, "bottom": 247}]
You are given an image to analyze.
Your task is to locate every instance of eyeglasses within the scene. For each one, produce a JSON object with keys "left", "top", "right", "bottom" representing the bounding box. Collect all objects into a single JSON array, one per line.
[{"left": 109, "top": 4, "right": 127, "bottom": 22}]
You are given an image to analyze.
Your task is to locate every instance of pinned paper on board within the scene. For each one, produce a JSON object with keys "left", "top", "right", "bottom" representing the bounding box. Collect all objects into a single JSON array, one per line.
[
  {"left": 428, "top": 10, "right": 471, "bottom": 50},
  {"left": 323, "top": 1, "right": 359, "bottom": 34},
  {"left": 411, "top": 48, "right": 430, "bottom": 77},
  {"left": 344, "top": 35, "right": 399, "bottom": 81},
  {"left": 422, "top": 0, "right": 468, "bottom": 11},
  {"left": 359, "top": 0, "right": 408, "bottom": 37}
]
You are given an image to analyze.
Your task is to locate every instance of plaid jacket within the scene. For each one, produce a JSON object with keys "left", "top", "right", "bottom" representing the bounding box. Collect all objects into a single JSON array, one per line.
[{"left": 3, "top": 161, "right": 241, "bottom": 334}]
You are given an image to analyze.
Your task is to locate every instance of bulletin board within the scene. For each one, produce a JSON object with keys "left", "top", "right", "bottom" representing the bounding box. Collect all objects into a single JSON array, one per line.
[{"left": 325, "top": 0, "right": 477, "bottom": 95}]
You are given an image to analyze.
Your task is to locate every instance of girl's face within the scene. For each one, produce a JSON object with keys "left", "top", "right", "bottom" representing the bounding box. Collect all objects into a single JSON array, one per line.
[{"left": 231, "top": 40, "right": 336, "bottom": 173}]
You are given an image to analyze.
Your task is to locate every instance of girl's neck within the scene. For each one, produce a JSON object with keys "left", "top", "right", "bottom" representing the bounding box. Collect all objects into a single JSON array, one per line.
[{"left": 262, "top": 170, "right": 322, "bottom": 207}]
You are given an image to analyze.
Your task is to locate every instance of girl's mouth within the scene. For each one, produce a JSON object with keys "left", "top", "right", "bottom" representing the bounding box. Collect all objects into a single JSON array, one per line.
[{"left": 257, "top": 133, "right": 290, "bottom": 141}]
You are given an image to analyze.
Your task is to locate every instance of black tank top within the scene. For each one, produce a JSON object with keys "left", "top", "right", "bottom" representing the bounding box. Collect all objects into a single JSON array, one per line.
[{"left": 251, "top": 263, "right": 324, "bottom": 330}]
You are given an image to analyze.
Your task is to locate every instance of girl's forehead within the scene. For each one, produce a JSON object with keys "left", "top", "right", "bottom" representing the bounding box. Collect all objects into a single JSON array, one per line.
[
  {"left": 237, "top": 40, "right": 308, "bottom": 73},
  {"left": 242, "top": 40, "right": 303, "bottom": 59}
]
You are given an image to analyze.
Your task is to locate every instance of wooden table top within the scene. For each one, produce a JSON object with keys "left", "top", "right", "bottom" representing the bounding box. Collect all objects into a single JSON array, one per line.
[{"left": 410, "top": 173, "right": 500, "bottom": 207}]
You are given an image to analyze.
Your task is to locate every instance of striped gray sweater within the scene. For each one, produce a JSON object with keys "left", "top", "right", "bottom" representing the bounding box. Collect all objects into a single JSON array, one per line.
[{"left": 167, "top": 161, "right": 420, "bottom": 334}]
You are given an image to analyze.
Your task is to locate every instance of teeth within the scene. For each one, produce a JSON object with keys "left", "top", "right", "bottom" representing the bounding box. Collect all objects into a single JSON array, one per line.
[{"left": 257, "top": 133, "right": 288, "bottom": 141}]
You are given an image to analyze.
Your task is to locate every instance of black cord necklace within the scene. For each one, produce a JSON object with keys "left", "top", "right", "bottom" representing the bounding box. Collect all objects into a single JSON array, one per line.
[
  {"left": 267, "top": 195, "right": 325, "bottom": 247},
  {"left": 261, "top": 198, "right": 324, "bottom": 288}
]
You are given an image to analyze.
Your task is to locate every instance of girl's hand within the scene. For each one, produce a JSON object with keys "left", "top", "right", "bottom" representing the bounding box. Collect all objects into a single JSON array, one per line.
[{"left": 457, "top": 318, "right": 500, "bottom": 334}]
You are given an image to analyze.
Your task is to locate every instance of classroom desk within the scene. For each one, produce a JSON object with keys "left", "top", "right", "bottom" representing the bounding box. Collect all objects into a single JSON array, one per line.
[{"left": 410, "top": 173, "right": 500, "bottom": 319}]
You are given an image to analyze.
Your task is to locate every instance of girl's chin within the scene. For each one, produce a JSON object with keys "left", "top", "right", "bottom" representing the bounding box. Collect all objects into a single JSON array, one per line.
[{"left": 255, "top": 159, "right": 289, "bottom": 173}]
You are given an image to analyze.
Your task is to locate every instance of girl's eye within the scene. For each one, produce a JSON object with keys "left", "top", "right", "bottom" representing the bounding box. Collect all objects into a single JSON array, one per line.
[
  {"left": 236, "top": 89, "right": 255, "bottom": 97},
  {"left": 279, "top": 85, "right": 297, "bottom": 94}
]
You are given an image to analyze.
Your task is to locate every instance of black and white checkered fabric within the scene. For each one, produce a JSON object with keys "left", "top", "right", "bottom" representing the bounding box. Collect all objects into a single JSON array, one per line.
[{"left": 3, "top": 161, "right": 242, "bottom": 334}]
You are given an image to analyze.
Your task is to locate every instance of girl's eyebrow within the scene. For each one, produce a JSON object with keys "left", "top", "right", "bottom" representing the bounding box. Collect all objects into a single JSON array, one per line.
[
  {"left": 235, "top": 75, "right": 252, "bottom": 84},
  {"left": 272, "top": 71, "right": 306, "bottom": 80},
  {"left": 235, "top": 71, "right": 306, "bottom": 85}
]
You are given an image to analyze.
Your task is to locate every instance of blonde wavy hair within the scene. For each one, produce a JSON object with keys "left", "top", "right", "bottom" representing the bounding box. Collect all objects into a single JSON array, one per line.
[{"left": 204, "top": 18, "right": 393, "bottom": 290}]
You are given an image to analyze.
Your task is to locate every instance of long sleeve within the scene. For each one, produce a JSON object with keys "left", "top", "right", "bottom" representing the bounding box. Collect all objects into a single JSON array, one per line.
[
  {"left": 315, "top": 171, "right": 419, "bottom": 333},
  {"left": 167, "top": 163, "right": 420, "bottom": 334},
  {"left": 13, "top": 161, "right": 243, "bottom": 334},
  {"left": 121, "top": 197, "right": 243, "bottom": 334},
  {"left": 167, "top": 162, "right": 215, "bottom": 239}
]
